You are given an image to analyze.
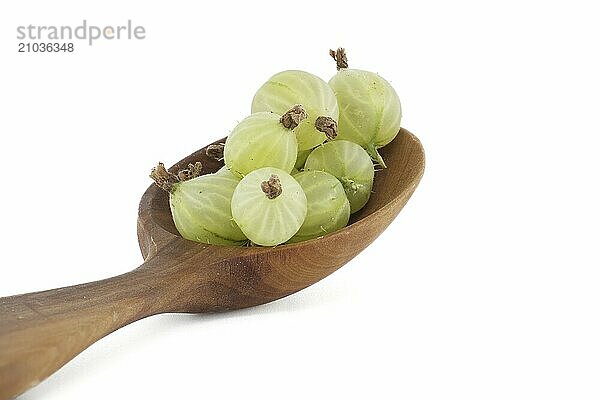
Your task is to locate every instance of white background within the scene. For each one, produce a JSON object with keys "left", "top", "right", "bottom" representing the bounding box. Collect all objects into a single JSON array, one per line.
[{"left": 1, "top": 1, "right": 599, "bottom": 399}]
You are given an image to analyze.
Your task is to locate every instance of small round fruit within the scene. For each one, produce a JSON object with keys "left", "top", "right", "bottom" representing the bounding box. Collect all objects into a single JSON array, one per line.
[
  {"left": 231, "top": 167, "right": 307, "bottom": 246},
  {"left": 305, "top": 140, "right": 374, "bottom": 213},
  {"left": 252, "top": 70, "right": 339, "bottom": 150},
  {"left": 224, "top": 105, "right": 305, "bottom": 177},
  {"left": 289, "top": 170, "right": 350, "bottom": 243},
  {"left": 150, "top": 163, "right": 246, "bottom": 245},
  {"left": 328, "top": 48, "right": 401, "bottom": 167}
]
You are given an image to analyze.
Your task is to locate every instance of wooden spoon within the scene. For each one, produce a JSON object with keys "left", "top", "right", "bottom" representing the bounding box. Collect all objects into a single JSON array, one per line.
[{"left": 0, "top": 128, "right": 424, "bottom": 399}]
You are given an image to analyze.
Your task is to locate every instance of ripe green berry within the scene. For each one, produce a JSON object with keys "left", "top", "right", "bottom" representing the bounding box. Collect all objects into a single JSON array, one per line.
[
  {"left": 224, "top": 105, "right": 306, "bottom": 177},
  {"left": 150, "top": 162, "right": 246, "bottom": 245},
  {"left": 328, "top": 48, "right": 402, "bottom": 167},
  {"left": 305, "top": 140, "right": 374, "bottom": 213},
  {"left": 289, "top": 170, "right": 350, "bottom": 243},
  {"left": 252, "top": 70, "right": 339, "bottom": 151},
  {"left": 231, "top": 167, "right": 307, "bottom": 246}
]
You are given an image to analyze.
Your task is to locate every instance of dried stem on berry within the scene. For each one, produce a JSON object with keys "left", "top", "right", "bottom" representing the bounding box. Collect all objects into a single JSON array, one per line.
[
  {"left": 206, "top": 143, "right": 225, "bottom": 161},
  {"left": 329, "top": 48, "right": 348, "bottom": 70},
  {"left": 150, "top": 161, "right": 202, "bottom": 192},
  {"left": 315, "top": 116, "right": 338, "bottom": 140},
  {"left": 150, "top": 162, "right": 179, "bottom": 192},
  {"left": 280, "top": 105, "right": 307, "bottom": 129},
  {"left": 261, "top": 174, "right": 282, "bottom": 199},
  {"left": 177, "top": 162, "right": 203, "bottom": 181}
]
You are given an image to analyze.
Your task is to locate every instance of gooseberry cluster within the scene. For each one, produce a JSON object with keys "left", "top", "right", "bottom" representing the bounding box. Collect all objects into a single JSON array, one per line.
[{"left": 150, "top": 48, "right": 402, "bottom": 246}]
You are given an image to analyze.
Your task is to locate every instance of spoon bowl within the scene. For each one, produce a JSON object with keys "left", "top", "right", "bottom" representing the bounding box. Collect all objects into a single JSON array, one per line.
[
  {"left": 0, "top": 128, "right": 424, "bottom": 399},
  {"left": 138, "top": 128, "right": 425, "bottom": 311}
]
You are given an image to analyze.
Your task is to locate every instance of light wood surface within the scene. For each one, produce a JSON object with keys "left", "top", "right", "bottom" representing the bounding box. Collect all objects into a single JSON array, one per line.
[{"left": 0, "top": 128, "right": 424, "bottom": 399}]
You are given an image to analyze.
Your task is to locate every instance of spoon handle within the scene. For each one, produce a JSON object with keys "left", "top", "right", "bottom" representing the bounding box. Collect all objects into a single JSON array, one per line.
[{"left": 0, "top": 266, "right": 166, "bottom": 400}]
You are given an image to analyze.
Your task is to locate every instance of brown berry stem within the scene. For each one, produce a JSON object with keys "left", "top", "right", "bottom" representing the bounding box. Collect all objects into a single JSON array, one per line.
[
  {"left": 315, "top": 116, "right": 338, "bottom": 140},
  {"left": 280, "top": 105, "right": 308, "bottom": 129},
  {"left": 150, "top": 161, "right": 202, "bottom": 192},
  {"left": 205, "top": 143, "right": 225, "bottom": 161},
  {"left": 177, "top": 162, "right": 203, "bottom": 181},
  {"left": 150, "top": 163, "right": 178, "bottom": 192},
  {"left": 329, "top": 47, "right": 348, "bottom": 70},
  {"left": 261, "top": 174, "right": 282, "bottom": 199}
]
